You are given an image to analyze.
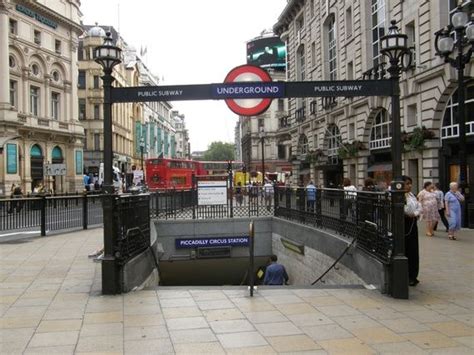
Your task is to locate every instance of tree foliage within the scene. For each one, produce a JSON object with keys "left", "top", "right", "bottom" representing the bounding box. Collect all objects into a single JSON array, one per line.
[{"left": 203, "top": 141, "right": 235, "bottom": 161}]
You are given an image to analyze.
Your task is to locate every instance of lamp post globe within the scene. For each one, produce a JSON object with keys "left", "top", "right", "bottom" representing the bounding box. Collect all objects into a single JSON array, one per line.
[{"left": 94, "top": 31, "right": 122, "bottom": 295}]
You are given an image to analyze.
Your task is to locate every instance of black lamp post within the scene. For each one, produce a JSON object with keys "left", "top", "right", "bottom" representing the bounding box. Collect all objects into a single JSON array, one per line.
[
  {"left": 435, "top": 5, "right": 474, "bottom": 211},
  {"left": 140, "top": 137, "right": 145, "bottom": 171},
  {"left": 380, "top": 20, "right": 412, "bottom": 299},
  {"left": 94, "top": 32, "right": 122, "bottom": 295},
  {"left": 258, "top": 127, "right": 265, "bottom": 183}
]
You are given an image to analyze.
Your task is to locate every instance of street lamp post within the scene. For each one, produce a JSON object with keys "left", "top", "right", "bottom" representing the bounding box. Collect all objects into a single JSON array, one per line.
[
  {"left": 259, "top": 127, "right": 265, "bottom": 182},
  {"left": 94, "top": 32, "right": 122, "bottom": 295},
  {"left": 380, "top": 20, "right": 412, "bottom": 299},
  {"left": 435, "top": 5, "right": 474, "bottom": 215},
  {"left": 140, "top": 137, "right": 145, "bottom": 172}
]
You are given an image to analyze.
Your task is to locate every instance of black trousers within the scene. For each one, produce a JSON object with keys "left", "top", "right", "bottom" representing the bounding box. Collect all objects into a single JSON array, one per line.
[
  {"left": 404, "top": 216, "right": 419, "bottom": 282},
  {"left": 434, "top": 208, "right": 449, "bottom": 231}
]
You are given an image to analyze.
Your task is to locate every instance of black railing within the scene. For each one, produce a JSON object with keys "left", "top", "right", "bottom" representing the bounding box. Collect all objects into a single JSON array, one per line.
[
  {"left": 0, "top": 194, "right": 103, "bottom": 235},
  {"left": 115, "top": 194, "right": 150, "bottom": 264},
  {"left": 149, "top": 187, "right": 274, "bottom": 220},
  {"left": 274, "top": 187, "right": 393, "bottom": 263}
]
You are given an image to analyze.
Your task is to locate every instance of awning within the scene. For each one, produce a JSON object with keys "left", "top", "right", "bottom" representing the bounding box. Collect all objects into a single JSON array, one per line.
[
  {"left": 0, "top": 135, "right": 20, "bottom": 148},
  {"left": 367, "top": 163, "right": 392, "bottom": 172}
]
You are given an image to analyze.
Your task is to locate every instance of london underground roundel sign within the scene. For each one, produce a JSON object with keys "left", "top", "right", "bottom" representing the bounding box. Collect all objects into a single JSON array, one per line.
[{"left": 224, "top": 65, "right": 273, "bottom": 116}]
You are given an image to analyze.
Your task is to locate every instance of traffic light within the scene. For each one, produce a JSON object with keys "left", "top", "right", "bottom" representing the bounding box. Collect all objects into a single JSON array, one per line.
[{"left": 227, "top": 160, "right": 232, "bottom": 173}]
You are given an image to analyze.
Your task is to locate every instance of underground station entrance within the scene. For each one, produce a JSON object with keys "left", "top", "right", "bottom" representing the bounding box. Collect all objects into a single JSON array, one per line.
[{"left": 95, "top": 28, "right": 412, "bottom": 299}]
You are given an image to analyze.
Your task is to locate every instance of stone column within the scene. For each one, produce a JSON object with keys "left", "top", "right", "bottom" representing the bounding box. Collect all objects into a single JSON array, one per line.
[{"left": 0, "top": 2, "right": 13, "bottom": 119}]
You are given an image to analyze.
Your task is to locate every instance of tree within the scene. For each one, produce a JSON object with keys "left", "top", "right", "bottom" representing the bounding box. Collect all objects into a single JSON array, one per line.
[{"left": 203, "top": 141, "right": 235, "bottom": 161}]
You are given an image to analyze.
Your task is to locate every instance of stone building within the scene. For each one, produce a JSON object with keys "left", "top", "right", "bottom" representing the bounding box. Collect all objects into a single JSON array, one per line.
[
  {"left": 0, "top": 0, "right": 84, "bottom": 194},
  {"left": 172, "top": 110, "right": 190, "bottom": 159},
  {"left": 274, "top": 0, "right": 473, "bottom": 194},
  {"left": 78, "top": 25, "right": 137, "bottom": 176}
]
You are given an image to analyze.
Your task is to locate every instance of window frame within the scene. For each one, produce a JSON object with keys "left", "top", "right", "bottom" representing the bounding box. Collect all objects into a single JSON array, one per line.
[
  {"left": 369, "top": 110, "right": 392, "bottom": 150},
  {"left": 9, "top": 80, "right": 17, "bottom": 108},
  {"left": 34, "top": 29, "right": 41, "bottom": 45},
  {"left": 30, "top": 86, "right": 40, "bottom": 116},
  {"left": 371, "top": 0, "right": 386, "bottom": 68},
  {"left": 51, "top": 92, "right": 60, "bottom": 120}
]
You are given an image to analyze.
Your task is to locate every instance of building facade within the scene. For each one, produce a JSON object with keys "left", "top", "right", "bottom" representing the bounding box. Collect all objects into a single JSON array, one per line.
[
  {"left": 172, "top": 110, "right": 190, "bottom": 159},
  {"left": 274, "top": 0, "right": 474, "bottom": 195},
  {"left": 0, "top": 0, "right": 85, "bottom": 194},
  {"left": 79, "top": 25, "right": 137, "bottom": 176}
]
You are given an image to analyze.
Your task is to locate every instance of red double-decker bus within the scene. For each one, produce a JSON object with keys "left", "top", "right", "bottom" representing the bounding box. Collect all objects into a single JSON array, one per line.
[
  {"left": 145, "top": 158, "right": 243, "bottom": 190},
  {"left": 146, "top": 158, "right": 198, "bottom": 190}
]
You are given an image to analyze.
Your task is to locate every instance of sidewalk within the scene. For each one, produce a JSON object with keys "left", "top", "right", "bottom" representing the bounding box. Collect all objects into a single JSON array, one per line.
[{"left": 0, "top": 227, "right": 472, "bottom": 354}]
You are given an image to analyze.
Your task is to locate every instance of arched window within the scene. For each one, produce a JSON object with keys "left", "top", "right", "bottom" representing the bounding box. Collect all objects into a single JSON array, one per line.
[
  {"left": 298, "top": 134, "right": 308, "bottom": 155},
  {"left": 326, "top": 125, "right": 341, "bottom": 157},
  {"left": 369, "top": 110, "right": 391, "bottom": 150},
  {"left": 52, "top": 146, "right": 63, "bottom": 163},
  {"left": 441, "top": 86, "right": 474, "bottom": 139},
  {"left": 30, "top": 144, "right": 43, "bottom": 157}
]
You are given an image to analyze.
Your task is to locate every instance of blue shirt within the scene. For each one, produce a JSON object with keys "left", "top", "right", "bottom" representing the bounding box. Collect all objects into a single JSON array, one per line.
[
  {"left": 264, "top": 262, "right": 289, "bottom": 285},
  {"left": 306, "top": 184, "right": 316, "bottom": 201}
]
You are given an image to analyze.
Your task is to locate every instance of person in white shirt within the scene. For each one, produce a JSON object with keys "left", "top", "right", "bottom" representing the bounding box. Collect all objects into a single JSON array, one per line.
[{"left": 263, "top": 180, "right": 274, "bottom": 209}]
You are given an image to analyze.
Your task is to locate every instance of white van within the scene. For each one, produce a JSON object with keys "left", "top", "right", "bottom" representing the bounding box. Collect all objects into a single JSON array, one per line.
[{"left": 99, "top": 163, "right": 123, "bottom": 193}]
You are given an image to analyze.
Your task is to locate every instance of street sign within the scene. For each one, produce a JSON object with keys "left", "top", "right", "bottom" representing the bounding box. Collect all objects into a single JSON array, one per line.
[
  {"left": 44, "top": 163, "right": 66, "bottom": 176},
  {"left": 197, "top": 180, "right": 227, "bottom": 205},
  {"left": 223, "top": 64, "right": 274, "bottom": 116},
  {"left": 285, "top": 80, "right": 393, "bottom": 97}
]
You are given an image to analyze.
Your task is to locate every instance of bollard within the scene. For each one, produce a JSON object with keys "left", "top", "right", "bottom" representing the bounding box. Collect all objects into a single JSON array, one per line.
[
  {"left": 83, "top": 193, "right": 88, "bottom": 230},
  {"left": 248, "top": 221, "right": 255, "bottom": 297},
  {"left": 40, "top": 195, "right": 46, "bottom": 236}
]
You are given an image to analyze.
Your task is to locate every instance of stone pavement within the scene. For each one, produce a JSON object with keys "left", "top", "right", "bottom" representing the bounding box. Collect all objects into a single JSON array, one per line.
[{"left": 0, "top": 226, "right": 473, "bottom": 354}]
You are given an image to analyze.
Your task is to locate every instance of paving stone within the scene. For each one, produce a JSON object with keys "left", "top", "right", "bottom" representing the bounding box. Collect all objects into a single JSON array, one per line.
[
  {"left": 404, "top": 330, "right": 463, "bottom": 349},
  {"left": 36, "top": 319, "right": 82, "bottom": 333},
  {"left": 124, "top": 338, "right": 174, "bottom": 354},
  {"left": 318, "top": 337, "right": 376, "bottom": 354},
  {"left": 277, "top": 302, "right": 319, "bottom": 315},
  {"left": 429, "top": 321, "right": 474, "bottom": 337},
  {"left": 266, "top": 334, "right": 321, "bottom": 352},
  {"left": 244, "top": 310, "right": 287, "bottom": 324},
  {"left": 287, "top": 312, "right": 334, "bottom": 327},
  {"left": 204, "top": 308, "right": 244, "bottom": 321},
  {"left": 216, "top": 331, "right": 268, "bottom": 348},
  {"left": 209, "top": 319, "right": 254, "bottom": 333},
  {"left": 169, "top": 328, "right": 217, "bottom": 344},
  {"left": 80, "top": 322, "right": 123, "bottom": 337},
  {"left": 23, "top": 345, "right": 76, "bottom": 354},
  {"left": 371, "top": 341, "right": 426, "bottom": 354},
  {"left": 264, "top": 295, "right": 303, "bottom": 305},
  {"left": 197, "top": 299, "right": 235, "bottom": 310},
  {"left": 225, "top": 345, "right": 276, "bottom": 354},
  {"left": 124, "top": 314, "right": 165, "bottom": 327},
  {"left": 166, "top": 316, "right": 208, "bottom": 330},
  {"left": 302, "top": 324, "right": 353, "bottom": 341},
  {"left": 28, "top": 330, "right": 79, "bottom": 347},
  {"left": 76, "top": 334, "right": 123, "bottom": 353},
  {"left": 0, "top": 316, "right": 41, "bottom": 329},
  {"left": 83, "top": 311, "right": 123, "bottom": 324},
  {"left": 162, "top": 306, "right": 202, "bottom": 319},
  {"left": 124, "top": 325, "right": 169, "bottom": 340},
  {"left": 351, "top": 326, "right": 405, "bottom": 344},
  {"left": 0, "top": 327, "right": 35, "bottom": 343},
  {"left": 333, "top": 314, "right": 381, "bottom": 330},
  {"left": 452, "top": 336, "right": 474, "bottom": 348},
  {"left": 380, "top": 317, "right": 431, "bottom": 333},
  {"left": 316, "top": 304, "right": 362, "bottom": 317},
  {"left": 174, "top": 341, "right": 226, "bottom": 354},
  {"left": 160, "top": 297, "right": 196, "bottom": 308}
]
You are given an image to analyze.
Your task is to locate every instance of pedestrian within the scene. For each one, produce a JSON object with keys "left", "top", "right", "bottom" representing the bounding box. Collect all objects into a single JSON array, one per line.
[
  {"left": 362, "top": 177, "right": 376, "bottom": 191},
  {"left": 306, "top": 181, "right": 316, "bottom": 212},
  {"left": 444, "top": 182, "right": 464, "bottom": 240},
  {"left": 263, "top": 179, "right": 274, "bottom": 209},
  {"left": 83, "top": 173, "right": 90, "bottom": 191},
  {"left": 343, "top": 178, "right": 357, "bottom": 220},
  {"left": 417, "top": 181, "right": 439, "bottom": 237},
  {"left": 433, "top": 183, "right": 449, "bottom": 232},
  {"left": 403, "top": 175, "right": 422, "bottom": 286},
  {"left": 263, "top": 254, "right": 289, "bottom": 285},
  {"left": 235, "top": 182, "right": 243, "bottom": 206},
  {"left": 8, "top": 184, "right": 23, "bottom": 213}
]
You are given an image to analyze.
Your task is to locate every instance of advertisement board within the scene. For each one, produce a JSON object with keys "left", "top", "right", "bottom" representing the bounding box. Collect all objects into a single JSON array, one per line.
[
  {"left": 247, "top": 36, "right": 286, "bottom": 69},
  {"left": 197, "top": 180, "right": 227, "bottom": 205},
  {"left": 6, "top": 143, "right": 17, "bottom": 174}
]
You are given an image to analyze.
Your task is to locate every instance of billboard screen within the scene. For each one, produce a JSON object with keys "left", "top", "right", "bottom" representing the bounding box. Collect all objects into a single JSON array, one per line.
[{"left": 247, "top": 36, "right": 286, "bottom": 69}]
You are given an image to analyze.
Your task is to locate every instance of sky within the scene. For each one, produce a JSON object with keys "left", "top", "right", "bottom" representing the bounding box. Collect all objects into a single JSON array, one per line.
[{"left": 80, "top": 0, "right": 288, "bottom": 152}]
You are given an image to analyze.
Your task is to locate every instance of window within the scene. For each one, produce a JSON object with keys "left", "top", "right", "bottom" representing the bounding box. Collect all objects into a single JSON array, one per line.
[
  {"left": 55, "top": 40, "right": 61, "bottom": 54},
  {"left": 311, "top": 41, "right": 316, "bottom": 67},
  {"left": 313, "top": 134, "right": 318, "bottom": 148},
  {"left": 94, "top": 104, "right": 100, "bottom": 119},
  {"left": 296, "top": 45, "right": 305, "bottom": 81},
  {"left": 278, "top": 144, "right": 286, "bottom": 159},
  {"left": 51, "top": 92, "right": 60, "bottom": 120},
  {"left": 326, "top": 125, "right": 341, "bottom": 157},
  {"left": 349, "top": 122, "right": 355, "bottom": 140},
  {"left": 94, "top": 134, "right": 100, "bottom": 150},
  {"left": 9, "top": 81, "right": 17, "bottom": 107},
  {"left": 369, "top": 110, "right": 392, "bottom": 149},
  {"left": 78, "top": 70, "right": 86, "bottom": 89},
  {"left": 93, "top": 75, "right": 100, "bottom": 89},
  {"left": 298, "top": 135, "right": 309, "bottom": 155},
  {"left": 407, "top": 104, "right": 417, "bottom": 127},
  {"left": 258, "top": 118, "right": 264, "bottom": 128},
  {"left": 52, "top": 71, "right": 60, "bottom": 82},
  {"left": 441, "top": 86, "right": 474, "bottom": 139},
  {"left": 30, "top": 86, "right": 40, "bottom": 116},
  {"left": 327, "top": 17, "right": 337, "bottom": 80},
  {"left": 84, "top": 129, "right": 88, "bottom": 149},
  {"left": 347, "top": 61, "right": 354, "bottom": 80},
  {"left": 349, "top": 164, "right": 356, "bottom": 183},
  {"left": 405, "top": 22, "right": 416, "bottom": 67},
  {"left": 371, "top": 0, "right": 386, "bottom": 67},
  {"left": 277, "top": 99, "right": 284, "bottom": 111},
  {"left": 310, "top": 0, "right": 314, "bottom": 17},
  {"left": 9, "top": 19, "right": 17, "bottom": 35},
  {"left": 31, "top": 64, "right": 39, "bottom": 76},
  {"left": 9, "top": 55, "right": 15, "bottom": 68},
  {"left": 34, "top": 30, "right": 41, "bottom": 45},
  {"left": 79, "top": 99, "right": 86, "bottom": 120},
  {"left": 346, "top": 7, "right": 353, "bottom": 39}
]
